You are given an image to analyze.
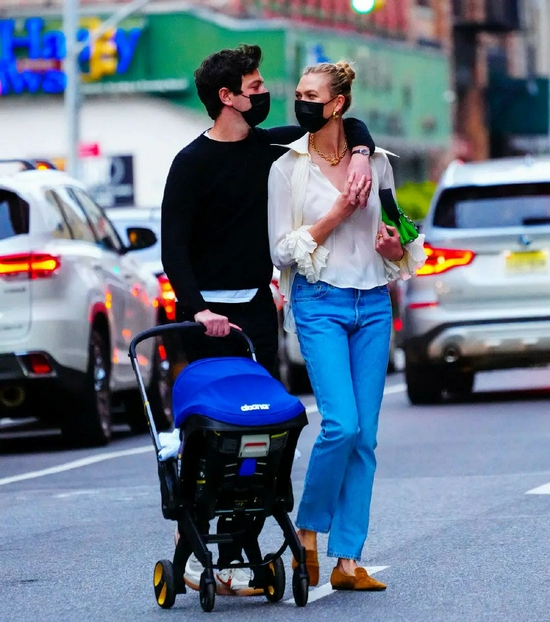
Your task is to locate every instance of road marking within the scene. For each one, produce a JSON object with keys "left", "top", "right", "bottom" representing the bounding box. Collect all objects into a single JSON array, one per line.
[
  {"left": 526, "top": 482, "right": 550, "bottom": 495},
  {"left": 0, "top": 417, "right": 36, "bottom": 429},
  {"left": 2, "top": 385, "right": 407, "bottom": 487},
  {"left": 54, "top": 489, "right": 102, "bottom": 498},
  {"left": 0, "top": 445, "right": 151, "bottom": 487},
  {"left": 284, "top": 566, "right": 388, "bottom": 604},
  {"left": 383, "top": 383, "right": 406, "bottom": 395}
]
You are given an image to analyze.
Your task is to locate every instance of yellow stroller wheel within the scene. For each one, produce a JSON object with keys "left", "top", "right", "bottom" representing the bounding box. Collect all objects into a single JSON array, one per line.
[
  {"left": 154, "top": 560, "right": 176, "bottom": 609},
  {"left": 263, "top": 553, "right": 286, "bottom": 602}
]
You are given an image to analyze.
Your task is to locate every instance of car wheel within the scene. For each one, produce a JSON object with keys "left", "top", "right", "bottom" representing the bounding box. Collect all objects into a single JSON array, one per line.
[
  {"left": 405, "top": 361, "right": 444, "bottom": 405},
  {"left": 446, "top": 370, "right": 475, "bottom": 399},
  {"left": 278, "top": 338, "right": 311, "bottom": 395},
  {"left": 127, "top": 337, "right": 173, "bottom": 433},
  {"left": 287, "top": 362, "right": 311, "bottom": 395},
  {"left": 387, "top": 330, "right": 396, "bottom": 373},
  {"left": 62, "top": 328, "right": 112, "bottom": 447}
]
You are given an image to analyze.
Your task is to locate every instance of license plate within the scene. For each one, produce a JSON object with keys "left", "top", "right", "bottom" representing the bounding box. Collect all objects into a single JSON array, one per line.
[{"left": 506, "top": 250, "right": 548, "bottom": 274}]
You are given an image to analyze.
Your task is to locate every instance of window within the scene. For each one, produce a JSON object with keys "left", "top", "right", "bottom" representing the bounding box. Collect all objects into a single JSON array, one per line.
[
  {"left": 0, "top": 191, "right": 29, "bottom": 240},
  {"left": 44, "top": 191, "right": 72, "bottom": 239},
  {"left": 48, "top": 188, "right": 96, "bottom": 243},
  {"left": 69, "top": 187, "right": 123, "bottom": 253},
  {"left": 434, "top": 183, "right": 550, "bottom": 229}
]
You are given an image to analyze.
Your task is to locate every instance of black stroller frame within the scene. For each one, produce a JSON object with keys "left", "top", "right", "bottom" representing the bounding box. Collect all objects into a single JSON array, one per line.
[{"left": 129, "top": 322, "right": 310, "bottom": 612}]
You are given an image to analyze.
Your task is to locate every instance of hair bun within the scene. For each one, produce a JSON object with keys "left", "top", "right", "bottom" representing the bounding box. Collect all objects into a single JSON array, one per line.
[{"left": 335, "top": 61, "right": 356, "bottom": 85}]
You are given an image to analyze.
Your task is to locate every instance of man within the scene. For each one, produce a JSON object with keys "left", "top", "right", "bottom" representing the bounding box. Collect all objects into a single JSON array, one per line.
[{"left": 161, "top": 44, "right": 375, "bottom": 596}]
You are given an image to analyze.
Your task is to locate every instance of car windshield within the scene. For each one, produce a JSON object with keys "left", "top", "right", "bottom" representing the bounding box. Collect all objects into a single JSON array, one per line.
[
  {"left": 0, "top": 191, "right": 30, "bottom": 240},
  {"left": 433, "top": 183, "right": 550, "bottom": 229}
]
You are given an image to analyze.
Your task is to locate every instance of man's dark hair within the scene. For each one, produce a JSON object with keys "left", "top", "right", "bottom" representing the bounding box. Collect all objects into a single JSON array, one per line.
[{"left": 194, "top": 44, "right": 262, "bottom": 120}]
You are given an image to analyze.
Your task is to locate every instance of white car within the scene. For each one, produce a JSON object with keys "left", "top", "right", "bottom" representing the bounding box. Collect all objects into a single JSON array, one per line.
[{"left": 0, "top": 160, "right": 170, "bottom": 446}]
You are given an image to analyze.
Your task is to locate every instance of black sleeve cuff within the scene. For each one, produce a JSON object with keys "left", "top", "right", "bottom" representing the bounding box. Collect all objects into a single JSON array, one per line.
[{"left": 343, "top": 118, "right": 375, "bottom": 154}]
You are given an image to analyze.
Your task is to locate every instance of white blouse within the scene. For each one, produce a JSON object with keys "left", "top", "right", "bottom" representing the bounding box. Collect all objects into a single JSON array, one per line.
[{"left": 268, "top": 133, "right": 426, "bottom": 297}]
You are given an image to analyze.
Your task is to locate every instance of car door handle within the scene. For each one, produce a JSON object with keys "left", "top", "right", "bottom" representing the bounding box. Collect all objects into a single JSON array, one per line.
[{"left": 91, "top": 262, "right": 102, "bottom": 271}]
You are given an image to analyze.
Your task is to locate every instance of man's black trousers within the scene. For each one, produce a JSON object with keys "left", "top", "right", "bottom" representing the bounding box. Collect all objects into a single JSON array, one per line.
[{"left": 175, "top": 285, "right": 279, "bottom": 567}]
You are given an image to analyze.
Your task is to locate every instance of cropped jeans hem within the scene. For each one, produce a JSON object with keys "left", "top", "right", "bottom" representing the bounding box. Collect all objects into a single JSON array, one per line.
[
  {"left": 327, "top": 550, "right": 362, "bottom": 562},
  {"left": 295, "top": 522, "right": 330, "bottom": 535}
]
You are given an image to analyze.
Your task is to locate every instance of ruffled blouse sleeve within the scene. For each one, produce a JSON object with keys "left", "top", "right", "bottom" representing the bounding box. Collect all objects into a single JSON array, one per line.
[
  {"left": 382, "top": 233, "right": 426, "bottom": 281},
  {"left": 281, "top": 225, "right": 329, "bottom": 283}
]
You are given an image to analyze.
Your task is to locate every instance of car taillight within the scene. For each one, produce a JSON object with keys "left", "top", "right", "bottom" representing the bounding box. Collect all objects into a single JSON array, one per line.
[
  {"left": 408, "top": 301, "right": 439, "bottom": 309},
  {"left": 20, "top": 353, "right": 54, "bottom": 375},
  {"left": 393, "top": 317, "right": 403, "bottom": 332},
  {"left": 0, "top": 253, "right": 60, "bottom": 280},
  {"left": 417, "top": 244, "right": 475, "bottom": 276},
  {"left": 270, "top": 278, "right": 285, "bottom": 311},
  {"left": 157, "top": 274, "right": 176, "bottom": 321}
]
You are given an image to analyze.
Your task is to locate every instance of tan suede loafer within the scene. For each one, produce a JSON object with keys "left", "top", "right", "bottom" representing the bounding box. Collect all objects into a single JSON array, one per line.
[
  {"left": 291, "top": 548, "right": 320, "bottom": 587},
  {"left": 330, "top": 567, "right": 387, "bottom": 591}
]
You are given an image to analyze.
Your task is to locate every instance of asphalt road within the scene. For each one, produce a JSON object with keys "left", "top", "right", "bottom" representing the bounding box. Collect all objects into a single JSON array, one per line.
[{"left": 1, "top": 368, "right": 550, "bottom": 622}]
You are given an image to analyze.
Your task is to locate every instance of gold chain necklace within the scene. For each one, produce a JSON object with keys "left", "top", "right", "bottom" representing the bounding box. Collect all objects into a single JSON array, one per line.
[{"left": 309, "top": 133, "right": 348, "bottom": 166}]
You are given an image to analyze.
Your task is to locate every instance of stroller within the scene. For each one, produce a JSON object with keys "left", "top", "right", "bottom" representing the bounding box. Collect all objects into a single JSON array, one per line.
[{"left": 129, "top": 322, "right": 310, "bottom": 612}]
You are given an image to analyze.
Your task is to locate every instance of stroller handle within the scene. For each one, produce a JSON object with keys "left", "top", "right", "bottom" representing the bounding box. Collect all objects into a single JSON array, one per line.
[
  {"left": 128, "top": 321, "right": 256, "bottom": 361},
  {"left": 127, "top": 321, "right": 256, "bottom": 455}
]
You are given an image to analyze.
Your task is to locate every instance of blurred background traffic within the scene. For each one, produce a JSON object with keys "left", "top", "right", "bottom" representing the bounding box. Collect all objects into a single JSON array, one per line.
[
  {"left": 3, "top": 0, "right": 549, "bottom": 214},
  {"left": 1, "top": 0, "right": 549, "bottom": 445}
]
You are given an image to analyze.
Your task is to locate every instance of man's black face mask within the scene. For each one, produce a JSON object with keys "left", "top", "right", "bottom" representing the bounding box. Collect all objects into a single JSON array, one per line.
[
  {"left": 294, "top": 97, "right": 336, "bottom": 133},
  {"left": 238, "top": 92, "right": 271, "bottom": 127}
]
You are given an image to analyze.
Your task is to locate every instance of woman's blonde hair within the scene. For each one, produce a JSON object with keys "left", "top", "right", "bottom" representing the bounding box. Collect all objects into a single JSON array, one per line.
[{"left": 302, "top": 61, "right": 356, "bottom": 114}]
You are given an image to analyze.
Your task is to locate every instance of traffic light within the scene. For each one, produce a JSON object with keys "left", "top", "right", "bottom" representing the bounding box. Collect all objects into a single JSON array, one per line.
[{"left": 351, "top": 0, "right": 386, "bottom": 14}]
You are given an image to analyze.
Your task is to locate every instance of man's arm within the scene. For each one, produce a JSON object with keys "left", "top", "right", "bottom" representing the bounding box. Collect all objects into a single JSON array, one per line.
[
  {"left": 343, "top": 117, "right": 375, "bottom": 154},
  {"left": 257, "top": 125, "right": 305, "bottom": 145},
  {"left": 343, "top": 117, "right": 375, "bottom": 207},
  {"left": 259, "top": 119, "right": 376, "bottom": 152},
  {"left": 161, "top": 151, "right": 207, "bottom": 316}
]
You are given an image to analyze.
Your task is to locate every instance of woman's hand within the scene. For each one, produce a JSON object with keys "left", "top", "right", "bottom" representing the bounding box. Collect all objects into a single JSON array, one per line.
[
  {"left": 308, "top": 173, "right": 368, "bottom": 247},
  {"left": 332, "top": 172, "right": 367, "bottom": 223},
  {"left": 375, "top": 223, "right": 404, "bottom": 261}
]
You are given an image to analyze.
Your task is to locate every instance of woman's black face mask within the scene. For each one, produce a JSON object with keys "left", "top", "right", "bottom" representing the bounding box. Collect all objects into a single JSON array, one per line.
[
  {"left": 238, "top": 92, "right": 271, "bottom": 127},
  {"left": 294, "top": 97, "right": 337, "bottom": 133}
]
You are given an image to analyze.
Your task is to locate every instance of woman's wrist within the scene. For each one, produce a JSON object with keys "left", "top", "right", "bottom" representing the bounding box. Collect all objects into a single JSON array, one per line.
[{"left": 323, "top": 210, "right": 344, "bottom": 231}]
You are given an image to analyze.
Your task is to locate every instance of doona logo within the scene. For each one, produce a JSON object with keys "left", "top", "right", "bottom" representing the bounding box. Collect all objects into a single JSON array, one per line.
[{"left": 240, "top": 404, "right": 270, "bottom": 412}]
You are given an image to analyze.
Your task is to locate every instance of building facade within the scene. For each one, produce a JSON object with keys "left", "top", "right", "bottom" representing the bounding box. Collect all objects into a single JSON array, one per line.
[
  {"left": 452, "top": 0, "right": 549, "bottom": 159},
  {"left": 0, "top": 1, "right": 454, "bottom": 206}
]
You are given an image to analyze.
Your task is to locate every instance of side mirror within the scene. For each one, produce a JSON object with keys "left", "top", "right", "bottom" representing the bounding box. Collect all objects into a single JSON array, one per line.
[{"left": 126, "top": 227, "right": 157, "bottom": 251}]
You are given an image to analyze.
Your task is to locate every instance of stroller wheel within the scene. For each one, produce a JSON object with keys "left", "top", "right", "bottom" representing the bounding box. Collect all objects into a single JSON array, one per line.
[
  {"left": 263, "top": 553, "right": 286, "bottom": 603},
  {"left": 199, "top": 570, "right": 216, "bottom": 612},
  {"left": 154, "top": 560, "right": 177, "bottom": 609},
  {"left": 292, "top": 565, "right": 309, "bottom": 607}
]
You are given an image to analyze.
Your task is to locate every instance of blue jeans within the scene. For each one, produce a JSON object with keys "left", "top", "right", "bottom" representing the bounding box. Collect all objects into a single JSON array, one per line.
[{"left": 292, "top": 274, "right": 392, "bottom": 561}]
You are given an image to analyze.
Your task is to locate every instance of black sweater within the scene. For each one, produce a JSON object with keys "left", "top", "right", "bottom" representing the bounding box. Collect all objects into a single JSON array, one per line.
[{"left": 161, "top": 122, "right": 374, "bottom": 314}]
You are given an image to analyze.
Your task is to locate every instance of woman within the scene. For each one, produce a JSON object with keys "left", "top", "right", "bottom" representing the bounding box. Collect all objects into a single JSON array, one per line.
[{"left": 268, "top": 61, "right": 426, "bottom": 591}]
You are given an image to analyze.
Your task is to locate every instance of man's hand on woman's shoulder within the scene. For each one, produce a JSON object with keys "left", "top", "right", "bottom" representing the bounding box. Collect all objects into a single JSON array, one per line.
[{"left": 347, "top": 150, "right": 372, "bottom": 208}]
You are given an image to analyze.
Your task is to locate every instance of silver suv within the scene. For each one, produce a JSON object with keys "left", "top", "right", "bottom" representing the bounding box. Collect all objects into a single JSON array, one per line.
[{"left": 398, "top": 155, "right": 550, "bottom": 404}]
